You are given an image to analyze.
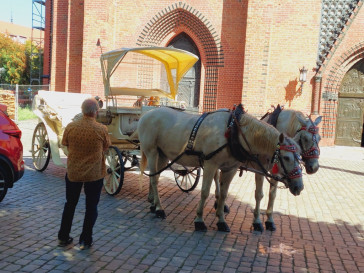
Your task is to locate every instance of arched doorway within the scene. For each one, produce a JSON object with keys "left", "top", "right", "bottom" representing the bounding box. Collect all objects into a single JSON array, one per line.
[
  {"left": 168, "top": 33, "right": 201, "bottom": 112},
  {"left": 335, "top": 59, "right": 364, "bottom": 146}
]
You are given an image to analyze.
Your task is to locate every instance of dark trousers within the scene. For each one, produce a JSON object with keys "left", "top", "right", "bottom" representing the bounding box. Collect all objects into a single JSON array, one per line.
[{"left": 58, "top": 174, "right": 104, "bottom": 244}]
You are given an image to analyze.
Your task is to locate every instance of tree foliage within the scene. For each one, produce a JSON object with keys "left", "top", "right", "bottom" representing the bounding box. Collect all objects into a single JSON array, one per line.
[{"left": 0, "top": 33, "right": 40, "bottom": 84}]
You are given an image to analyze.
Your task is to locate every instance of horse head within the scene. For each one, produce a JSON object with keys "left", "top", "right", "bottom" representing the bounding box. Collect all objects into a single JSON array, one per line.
[
  {"left": 294, "top": 114, "right": 322, "bottom": 174},
  {"left": 272, "top": 133, "right": 304, "bottom": 196}
]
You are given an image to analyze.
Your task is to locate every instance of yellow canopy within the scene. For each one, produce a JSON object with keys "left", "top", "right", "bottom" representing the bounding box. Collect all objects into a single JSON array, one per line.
[{"left": 100, "top": 47, "right": 199, "bottom": 100}]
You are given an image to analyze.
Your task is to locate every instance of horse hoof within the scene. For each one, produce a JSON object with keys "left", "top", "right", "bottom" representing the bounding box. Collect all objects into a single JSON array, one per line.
[
  {"left": 265, "top": 221, "right": 276, "bottom": 231},
  {"left": 150, "top": 205, "right": 156, "bottom": 213},
  {"left": 156, "top": 210, "right": 166, "bottom": 219},
  {"left": 217, "top": 222, "right": 230, "bottom": 232},
  {"left": 194, "top": 222, "right": 207, "bottom": 232},
  {"left": 253, "top": 223, "right": 264, "bottom": 232}
]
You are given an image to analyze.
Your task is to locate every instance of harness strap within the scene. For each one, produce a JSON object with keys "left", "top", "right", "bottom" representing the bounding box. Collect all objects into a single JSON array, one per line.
[
  {"left": 260, "top": 111, "right": 271, "bottom": 121},
  {"left": 186, "top": 112, "right": 209, "bottom": 150},
  {"left": 143, "top": 151, "right": 186, "bottom": 177}
]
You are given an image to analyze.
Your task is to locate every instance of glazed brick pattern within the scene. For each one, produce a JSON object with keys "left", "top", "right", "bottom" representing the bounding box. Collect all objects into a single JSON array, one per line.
[{"left": 318, "top": 2, "right": 364, "bottom": 143}]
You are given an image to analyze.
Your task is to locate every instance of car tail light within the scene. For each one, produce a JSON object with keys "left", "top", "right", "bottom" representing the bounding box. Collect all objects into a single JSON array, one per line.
[{"left": 3, "top": 129, "right": 22, "bottom": 138}]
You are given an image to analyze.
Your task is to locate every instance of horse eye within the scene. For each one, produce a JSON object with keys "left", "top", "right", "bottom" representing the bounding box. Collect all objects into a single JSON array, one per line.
[{"left": 283, "top": 156, "right": 290, "bottom": 161}]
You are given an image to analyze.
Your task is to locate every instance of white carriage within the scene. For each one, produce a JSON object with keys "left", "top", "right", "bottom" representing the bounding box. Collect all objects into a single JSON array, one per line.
[{"left": 31, "top": 47, "right": 201, "bottom": 195}]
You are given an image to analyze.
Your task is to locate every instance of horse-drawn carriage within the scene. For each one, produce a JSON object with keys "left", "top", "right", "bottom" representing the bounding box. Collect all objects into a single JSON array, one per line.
[
  {"left": 32, "top": 46, "right": 322, "bottom": 232},
  {"left": 31, "top": 47, "right": 201, "bottom": 195}
]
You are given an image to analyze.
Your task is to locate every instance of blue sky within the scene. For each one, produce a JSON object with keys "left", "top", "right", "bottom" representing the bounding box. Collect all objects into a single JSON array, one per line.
[{"left": 0, "top": 0, "right": 33, "bottom": 28}]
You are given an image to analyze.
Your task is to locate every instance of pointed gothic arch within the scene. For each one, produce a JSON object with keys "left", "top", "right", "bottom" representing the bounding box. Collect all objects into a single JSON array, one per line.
[{"left": 136, "top": 3, "right": 224, "bottom": 111}]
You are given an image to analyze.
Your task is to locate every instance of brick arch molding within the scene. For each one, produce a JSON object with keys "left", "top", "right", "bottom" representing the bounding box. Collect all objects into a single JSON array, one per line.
[
  {"left": 325, "top": 41, "right": 364, "bottom": 94},
  {"left": 321, "top": 42, "right": 364, "bottom": 139},
  {"left": 136, "top": 2, "right": 224, "bottom": 111}
]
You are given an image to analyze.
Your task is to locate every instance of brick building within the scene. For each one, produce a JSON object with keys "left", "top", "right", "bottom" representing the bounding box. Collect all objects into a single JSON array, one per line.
[
  {"left": 43, "top": 0, "right": 364, "bottom": 146},
  {"left": 0, "top": 20, "right": 42, "bottom": 44}
]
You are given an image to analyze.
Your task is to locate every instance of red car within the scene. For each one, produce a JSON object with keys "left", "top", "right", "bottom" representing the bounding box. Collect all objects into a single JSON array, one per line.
[{"left": 0, "top": 103, "right": 24, "bottom": 202}]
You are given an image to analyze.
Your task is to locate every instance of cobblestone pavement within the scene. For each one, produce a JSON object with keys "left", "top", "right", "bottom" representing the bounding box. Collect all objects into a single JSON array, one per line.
[{"left": 0, "top": 119, "right": 363, "bottom": 272}]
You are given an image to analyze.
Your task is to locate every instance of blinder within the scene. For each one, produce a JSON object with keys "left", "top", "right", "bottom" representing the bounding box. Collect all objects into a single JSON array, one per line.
[{"left": 271, "top": 142, "right": 303, "bottom": 183}]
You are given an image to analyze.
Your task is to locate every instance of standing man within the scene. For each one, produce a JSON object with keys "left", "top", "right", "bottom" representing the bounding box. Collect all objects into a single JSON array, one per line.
[{"left": 58, "top": 98, "right": 111, "bottom": 250}]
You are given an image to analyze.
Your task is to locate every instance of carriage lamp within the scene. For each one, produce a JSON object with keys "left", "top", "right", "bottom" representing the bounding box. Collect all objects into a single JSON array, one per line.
[{"left": 299, "top": 66, "right": 308, "bottom": 91}]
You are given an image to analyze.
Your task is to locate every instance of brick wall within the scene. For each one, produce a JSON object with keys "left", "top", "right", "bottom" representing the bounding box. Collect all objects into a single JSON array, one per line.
[
  {"left": 243, "top": 0, "right": 322, "bottom": 117},
  {"left": 44, "top": 0, "right": 364, "bottom": 145}
]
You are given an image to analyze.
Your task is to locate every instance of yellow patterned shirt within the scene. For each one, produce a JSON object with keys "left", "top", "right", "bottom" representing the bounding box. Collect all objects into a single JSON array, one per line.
[{"left": 62, "top": 116, "right": 111, "bottom": 182}]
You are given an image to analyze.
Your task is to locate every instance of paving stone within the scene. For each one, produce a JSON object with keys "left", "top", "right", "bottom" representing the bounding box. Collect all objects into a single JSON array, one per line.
[{"left": 0, "top": 119, "right": 362, "bottom": 272}]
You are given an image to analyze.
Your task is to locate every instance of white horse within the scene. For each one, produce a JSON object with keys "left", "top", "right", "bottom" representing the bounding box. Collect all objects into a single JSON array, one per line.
[
  {"left": 136, "top": 105, "right": 304, "bottom": 232},
  {"left": 252, "top": 107, "right": 322, "bottom": 231}
]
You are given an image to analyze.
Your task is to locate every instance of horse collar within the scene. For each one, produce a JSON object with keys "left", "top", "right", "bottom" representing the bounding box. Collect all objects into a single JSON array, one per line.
[
  {"left": 227, "top": 104, "right": 245, "bottom": 131},
  {"left": 226, "top": 104, "right": 255, "bottom": 163},
  {"left": 266, "top": 105, "right": 283, "bottom": 127}
]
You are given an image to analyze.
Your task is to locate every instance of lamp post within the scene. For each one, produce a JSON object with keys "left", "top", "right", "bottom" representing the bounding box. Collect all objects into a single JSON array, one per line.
[{"left": 299, "top": 66, "right": 308, "bottom": 92}]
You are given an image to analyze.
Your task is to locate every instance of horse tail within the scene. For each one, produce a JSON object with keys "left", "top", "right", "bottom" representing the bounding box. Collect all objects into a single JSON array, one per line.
[{"left": 139, "top": 148, "right": 147, "bottom": 191}]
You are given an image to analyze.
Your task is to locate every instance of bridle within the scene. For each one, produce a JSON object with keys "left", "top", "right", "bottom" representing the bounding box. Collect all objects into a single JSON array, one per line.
[
  {"left": 229, "top": 105, "right": 303, "bottom": 186},
  {"left": 296, "top": 118, "right": 320, "bottom": 160},
  {"left": 270, "top": 141, "right": 303, "bottom": 187}
]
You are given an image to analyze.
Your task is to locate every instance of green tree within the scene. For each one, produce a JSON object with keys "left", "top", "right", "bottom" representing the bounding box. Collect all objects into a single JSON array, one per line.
[{"left": 0, "top": 33, "right": 40, "bottom": 84}]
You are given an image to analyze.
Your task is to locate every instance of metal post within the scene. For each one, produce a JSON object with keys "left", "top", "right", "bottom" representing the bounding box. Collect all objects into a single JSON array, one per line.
[{"left": 15, "top": 84, "right": 18, "bottom": 123}]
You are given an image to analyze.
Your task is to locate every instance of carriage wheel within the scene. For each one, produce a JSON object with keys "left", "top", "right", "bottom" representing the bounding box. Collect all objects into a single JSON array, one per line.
[
  {"left": 104, "top": 146, "right": 124, "bottom": 196},
  {"left": 32, "top": 122, "right": 51, "bottom": 172},
  {"left": 173, "top": 166, "right": 201, "bottom": 192},
  {"left": 121, "top": 151, "right": 139, "bottom": 170}
]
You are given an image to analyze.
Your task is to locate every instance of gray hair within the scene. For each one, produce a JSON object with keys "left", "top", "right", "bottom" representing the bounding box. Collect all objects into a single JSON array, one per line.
[{"left": 82, "top": 98, "right": 99, "bottom": 116}]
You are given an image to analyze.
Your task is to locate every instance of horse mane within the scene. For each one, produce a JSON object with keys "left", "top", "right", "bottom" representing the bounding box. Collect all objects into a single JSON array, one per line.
[
  {"left": 239, "top": 112, "right": 279, "bottom": 153},
  {"left": 282, "top": 109, "right": 306, "bottom": 136}
]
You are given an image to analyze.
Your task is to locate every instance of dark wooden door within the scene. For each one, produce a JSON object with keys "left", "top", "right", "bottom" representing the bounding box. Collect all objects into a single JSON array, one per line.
[
  {"left": 335, "top": 60, "right": 364, "bottom": 146},
  {"left": 168, "top": 33, "right": 201, "bottom": 113}
]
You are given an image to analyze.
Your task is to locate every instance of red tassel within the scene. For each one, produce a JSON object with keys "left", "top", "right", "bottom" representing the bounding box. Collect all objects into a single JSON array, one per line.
[
  {"left": 272, "top": 163, "right": 278, "bottom": 174},
  {"left": 225, "top": 129, "right": 231, "bottom": 138}
]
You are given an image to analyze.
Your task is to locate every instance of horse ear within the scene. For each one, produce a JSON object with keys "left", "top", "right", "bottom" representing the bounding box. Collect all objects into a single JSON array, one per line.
[
  {"left": 296, "top": 113, "right": 307, "bottom": 127},
  {"left": 279, "top": 133, "right": 285, "bottom": 143},
  {"left": 293, "top": 133, "right": 301, "bottom": 144},
  {"left": 314, "top": 116, "right": 322, "bottom": 126}
]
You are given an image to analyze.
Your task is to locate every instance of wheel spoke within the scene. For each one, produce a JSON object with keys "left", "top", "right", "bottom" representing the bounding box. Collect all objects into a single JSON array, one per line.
[
  {"left": 174, "top": 166, "right": 200, "bottom": 192},
  {"left": 32, "top": 123, "right": 50, "bottom": 171},
  {"left": 103, "top": 146, "right": 124, "bottom": 195}
]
